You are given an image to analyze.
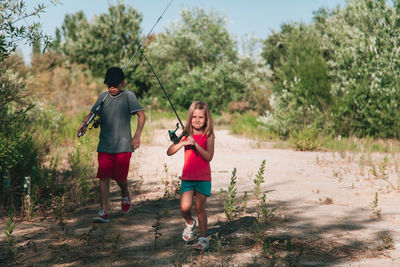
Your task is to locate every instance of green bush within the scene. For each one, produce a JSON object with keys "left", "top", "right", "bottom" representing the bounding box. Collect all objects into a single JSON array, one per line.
[{"left": 289, "top": 124, "right": 321, "bottom": 151}]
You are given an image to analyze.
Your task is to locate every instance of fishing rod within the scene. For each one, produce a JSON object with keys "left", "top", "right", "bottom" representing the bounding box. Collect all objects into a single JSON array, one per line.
[
  {"left": 123, "top": 0, "right": 173, "bottom": 72},
  {"left": 137, "top": 44, "right": 192, "bottom": 147},
  {"left": 79, "top": 0, "right": 173, "bottom": 137}
]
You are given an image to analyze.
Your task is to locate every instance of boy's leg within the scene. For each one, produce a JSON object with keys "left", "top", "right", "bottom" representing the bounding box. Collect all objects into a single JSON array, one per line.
[
  {"left": 99, "top": 178, "right": 111, "bottom": 214},
  {"left": 117, "top": 180, "right": 129, "bottom": 198},
  {"left": 195, "top": 192, "right": 208, "bottom": 237},
  {"left": 181, "top": 190, "right": 195, "bottom": 225},
  {"left": 114, "top": 152, "right": 131, "bottom": 198}
]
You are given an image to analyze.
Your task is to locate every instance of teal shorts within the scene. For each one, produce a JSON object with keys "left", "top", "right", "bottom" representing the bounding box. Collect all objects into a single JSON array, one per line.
[{"left": 181, "top": 180, "right": 211, "bottom": 197}]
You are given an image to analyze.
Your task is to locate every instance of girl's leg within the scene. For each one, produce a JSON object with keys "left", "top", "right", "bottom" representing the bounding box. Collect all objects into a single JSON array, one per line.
[
  {"left": 195, "top": 192, "right": 208, "bottom": 237},
  {"left": 181, "top": 190, "right": 195, "bottom": 225},
  {"left": 99, "top": 178, "right": 111, "bottom": 213}
]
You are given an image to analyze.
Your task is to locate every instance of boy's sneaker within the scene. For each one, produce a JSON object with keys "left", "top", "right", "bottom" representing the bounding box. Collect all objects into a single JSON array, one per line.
[
  {"left": 93, "top": 210, "right": 109, "bottom": 223},
  {"left": 121, "top": 196, "right": 133, "bottom": 213}
]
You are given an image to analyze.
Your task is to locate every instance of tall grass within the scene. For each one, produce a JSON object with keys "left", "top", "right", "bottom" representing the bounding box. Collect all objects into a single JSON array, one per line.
[{"left": 229, "top": 112, "right": 400, "bottom": 153}]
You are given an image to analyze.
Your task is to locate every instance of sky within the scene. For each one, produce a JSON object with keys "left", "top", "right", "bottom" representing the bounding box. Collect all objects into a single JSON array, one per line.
[{"left": 20, "top": 0, "right": 347, "bottom": 62}]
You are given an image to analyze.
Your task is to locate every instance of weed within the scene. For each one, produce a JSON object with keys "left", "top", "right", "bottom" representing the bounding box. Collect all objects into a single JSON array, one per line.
[
  {"left": 224, "top": 168, "right": 238, "bottom": 221},
  {"left": 378, "top": 231, "right": 395, "bottom": 250},
  {"left": 257, "top": 193, "right": 276, "bottom": 222},
  {"left": 319, "top": 197, "right": 334, "bottom": 205},
  {"left": 242, "top": 191, "right": 248, "bottom": 214},
  {"left": 379, "top": 155, "right": 389, "bottom": 179},
  {"left": 371, "top": 192, "right": 382, "bottom": 218},
  {"left": 152, "top": 210, "right": 163, "bottom": 248},
  {"left": 254, "top": 160, "right": 266, "bottom": 199},
  {"left": 161, "top": 163, "right": 181, "bottom": 199},
  {"left": 52, "top": 194, "right": 67, "bottom": 231},
  {"left": 5, "top": 210, "right": 17, "bottom": 257},
  {"left": 370, "top": 164, "right": 378, "bottom": 178}
]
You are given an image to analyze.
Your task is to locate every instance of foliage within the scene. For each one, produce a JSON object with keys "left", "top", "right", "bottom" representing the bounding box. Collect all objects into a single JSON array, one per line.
[
  {"left": 256, "top": 193, "right": 276, "bottom": 223},
  {"left": 289, "top": 124, "right": 321, "bottom": 151},
  {"left": 322, "top": 0, "right": 400, "bottom": 138},
  {"left": 56, "top": 3, "right": 144, "bottom": 95},
  {"left": 262, "top": 23, "right": 332, "bottom": 136},
  {"left": 143, "top": 8, "right": 271, "bottom": 112},
  {"left": 254, "top": 160, "right": 266, "bottom": 199},
  {"left": 0, "top": 0, "right": 58, "bottom": 60},
  {"left": 5, "top": 211, "right": 16, "bottom": 256},
  {"left": 229, "top": 112, "right": 276, "bottom": 140},
  {"left": 261, "top": 0, "right": 400, "bottom": 139},
  {"left": 224, "top": 168, "right": 238, "bottom": 221}
]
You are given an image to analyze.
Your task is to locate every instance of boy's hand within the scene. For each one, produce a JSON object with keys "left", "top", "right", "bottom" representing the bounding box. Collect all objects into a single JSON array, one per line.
[
  {"left": 131, "top": 133, "right": 141, "bottom": 150},
  {"left": 77, "top": 122, "right": 87, "bottom": 137}
]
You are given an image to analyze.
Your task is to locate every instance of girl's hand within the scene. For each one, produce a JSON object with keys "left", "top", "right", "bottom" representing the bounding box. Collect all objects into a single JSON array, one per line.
[{"left": 183, "top": 135, "right": 195, "bottom": 146}]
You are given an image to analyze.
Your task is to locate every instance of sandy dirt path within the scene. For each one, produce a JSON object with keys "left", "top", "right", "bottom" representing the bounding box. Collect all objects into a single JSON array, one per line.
[
  {"left": 1, "top": 128, "right": 400, "bottom": 266},
  {"left": 135, "top": 129, "right": 400, "bottom": 266}
]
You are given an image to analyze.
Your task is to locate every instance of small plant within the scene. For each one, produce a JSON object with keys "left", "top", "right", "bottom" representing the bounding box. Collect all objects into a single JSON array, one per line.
[
  {"left": 371, "top": 192, "right": 382, "bottom": 218},
  {"left": 257, "top": 193, "right": 276, "bottom": 222},
  {"left": 5, "top": 210, "right": 17, "bottom": 257},
  {"left": 379, "top": 155, "right": 389, "bottom": 179},
  {"left": 224, "top": 168, "right": 238, "bottom": 221},
  {"left": 161, "top": 163, "right": 181, "bottom": 199},
  {"left": 370, "top": 164, "right": 378, "bottom": 178},
  {"left": 319, "top": 197, "right": 334, "bottom": 205},
  {"left": 242, "top": 191, "right": 248, "bottom": 214},
  {"left": 378, "top": 231, "right": 395, "bottom": 250},
  {"left": 52, "top": 194, "right": 67, "bottom": 231},
  {"left": 152, "top": 210, "right": 163, "bottom": 248},
  {"left": 254, "top": 160, "right": 266, "bottom": 199}
]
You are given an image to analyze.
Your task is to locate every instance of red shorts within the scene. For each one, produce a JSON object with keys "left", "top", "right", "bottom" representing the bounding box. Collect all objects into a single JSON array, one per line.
[{"left": 96, "top": 152, "right": 132, "bottom": 182}]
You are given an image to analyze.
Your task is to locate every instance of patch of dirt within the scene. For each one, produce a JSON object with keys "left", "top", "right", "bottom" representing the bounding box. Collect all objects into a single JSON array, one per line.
[{"left": 1, "top": 129, "right": 400, "bottom": 266}]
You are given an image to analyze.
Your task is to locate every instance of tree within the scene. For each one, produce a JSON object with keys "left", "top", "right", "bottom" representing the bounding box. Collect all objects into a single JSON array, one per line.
[
  {"left": 57, "top": 3, "right": 144, "bottom": 95},
  {"left": 321, "top": 0, "right": 400, "bottom": 138},
  {"left": 261, "top": 23, "right": 332, "bottom": 135},
  {"left": 0, "top": 0, "right": 56, "bottom": 209},
  {"left": 142, "top": 8, "right": 271, "bottom": 112},
  {"left": 0, "top": 0, "right": 57, "bottom": 60}
]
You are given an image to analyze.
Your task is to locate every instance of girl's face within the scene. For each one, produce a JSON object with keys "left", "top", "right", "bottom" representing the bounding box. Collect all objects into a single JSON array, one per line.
[{"left": 191, "top": 108, "right": 206, "bottom": 132}]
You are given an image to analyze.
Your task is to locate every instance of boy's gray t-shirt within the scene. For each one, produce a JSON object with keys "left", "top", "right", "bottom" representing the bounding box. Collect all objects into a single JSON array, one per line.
[{"left": 91, "top": 90, "right": 142, "bottom": 153}]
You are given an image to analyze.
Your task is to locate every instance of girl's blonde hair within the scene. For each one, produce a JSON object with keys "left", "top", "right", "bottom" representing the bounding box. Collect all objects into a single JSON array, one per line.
[{"left": 184, "top": 101, "right": 214, "bottom": 137}]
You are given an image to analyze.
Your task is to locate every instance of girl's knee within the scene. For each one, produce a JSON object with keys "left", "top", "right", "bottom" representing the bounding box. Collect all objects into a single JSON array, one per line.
[{"left": 181, "top": 204, "right": 191, "bottom": 214}]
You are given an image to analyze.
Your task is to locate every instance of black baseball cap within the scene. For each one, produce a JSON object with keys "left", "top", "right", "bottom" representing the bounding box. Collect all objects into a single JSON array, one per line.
[{"left": 104, "top": 67, "right": 124, "bottom": 85}]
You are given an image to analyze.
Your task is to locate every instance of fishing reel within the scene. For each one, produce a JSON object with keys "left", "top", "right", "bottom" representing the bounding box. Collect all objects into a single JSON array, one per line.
[
  {"left": 168, "top": 123, "right": 183, "bottom": 144},
  {"left": 90, "top": 118, "right": 101, "bottom": 129}
]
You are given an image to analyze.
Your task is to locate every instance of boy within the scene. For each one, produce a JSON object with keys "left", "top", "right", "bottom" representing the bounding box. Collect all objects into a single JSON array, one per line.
[{"left": 77, "top": 67, "right": 146, "bottom": 223}]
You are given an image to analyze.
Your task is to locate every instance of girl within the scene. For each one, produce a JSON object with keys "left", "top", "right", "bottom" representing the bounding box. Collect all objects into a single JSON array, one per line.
[{"left": 167, "top": 101, "right": 215, "bottom": 250}]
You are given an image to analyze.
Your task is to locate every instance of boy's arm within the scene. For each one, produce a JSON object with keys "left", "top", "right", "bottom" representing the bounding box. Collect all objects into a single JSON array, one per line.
[
  {"left": 131, "top": 110, "right": 146, "bottom": 150},
  {"left": 77, "top": 112, "right": 93, "bottom": 137}
]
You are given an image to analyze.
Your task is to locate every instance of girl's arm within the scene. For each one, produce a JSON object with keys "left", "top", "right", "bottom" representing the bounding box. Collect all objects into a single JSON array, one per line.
[
  {"left": 167, "top": 136, "right": 193, "bottom": 156},
  {"left": 193, "top": 134, "right": 215, "bottom": 162}
]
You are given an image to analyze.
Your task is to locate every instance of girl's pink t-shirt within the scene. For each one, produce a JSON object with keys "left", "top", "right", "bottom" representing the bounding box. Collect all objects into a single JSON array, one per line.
[{"left": 181, "top": 134, "right": 211, "bottom": 181}]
